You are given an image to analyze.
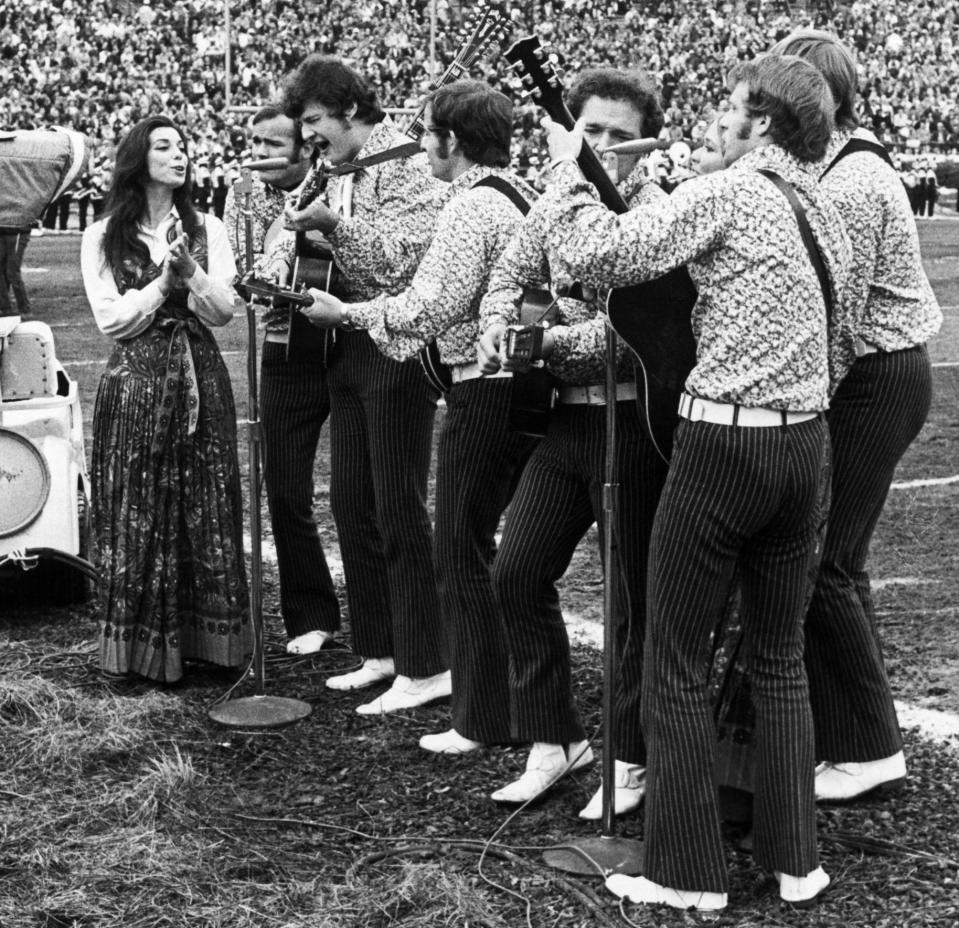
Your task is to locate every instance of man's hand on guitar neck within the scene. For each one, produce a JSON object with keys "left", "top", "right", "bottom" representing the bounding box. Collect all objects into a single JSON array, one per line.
[
  {"left": 542, "top": 115, "right": 585, "bottom": 168},
  {"left": 478, "top": 323, "right": 555, "bottom": 374},
  {"left": 299, "top": 289, "right": 346, "bottom": 328},
  {"left": 283, "top": 198, "right": 340, "bottom": 236}
]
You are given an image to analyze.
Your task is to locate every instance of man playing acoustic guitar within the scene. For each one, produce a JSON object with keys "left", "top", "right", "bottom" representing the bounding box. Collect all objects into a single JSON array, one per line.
[
  {"left": 278, "top": 55, "right": 450, "bottom": 715},
  {"left": 477, "top": 67, "right": 669, "bottom": 819}
]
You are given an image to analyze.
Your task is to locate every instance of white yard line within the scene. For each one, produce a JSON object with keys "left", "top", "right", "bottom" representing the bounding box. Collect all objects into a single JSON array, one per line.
[
  {"left": 891, "top": 474, "right": 959, "bottom": 490},
  {"left": 563, "top": 609, "right": 959, "bottom": 749}
]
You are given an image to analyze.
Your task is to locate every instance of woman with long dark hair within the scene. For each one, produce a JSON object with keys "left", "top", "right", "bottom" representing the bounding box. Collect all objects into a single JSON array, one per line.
[{"left": 80, "top": 115, "right": 250, "bottom": 682}]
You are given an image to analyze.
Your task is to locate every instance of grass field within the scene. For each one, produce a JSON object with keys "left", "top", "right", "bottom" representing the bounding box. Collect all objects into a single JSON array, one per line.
[{"left": 1, "top": 222, "right": 958, "bottom": 927}]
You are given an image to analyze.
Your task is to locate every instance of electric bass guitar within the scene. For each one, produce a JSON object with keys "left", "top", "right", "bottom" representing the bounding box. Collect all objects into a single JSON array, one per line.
[{"left": 504, "top": 35, "right": 698, "bottom": 462}]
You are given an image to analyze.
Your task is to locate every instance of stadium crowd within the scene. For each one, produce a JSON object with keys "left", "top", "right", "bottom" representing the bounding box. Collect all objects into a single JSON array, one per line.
[{"left": 1, "top": 0, "right": 957, "bottom": 223}]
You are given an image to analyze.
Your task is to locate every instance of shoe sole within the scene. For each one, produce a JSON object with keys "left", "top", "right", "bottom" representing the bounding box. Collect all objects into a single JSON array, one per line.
[
  {"left": 781, "top": 881, "right": 831, "bottom": 909},
  {"left": 326, "top": 675, "right": 395, "bottom": 692},
  {"left": 816, "top": 776, "right": 906, "bottom": 805},
  {"left": 491, "top": 756, "right": 595, "bottom": 806},
  {"left": 356, "top": 691, "right": 452, "bottom": 715}
]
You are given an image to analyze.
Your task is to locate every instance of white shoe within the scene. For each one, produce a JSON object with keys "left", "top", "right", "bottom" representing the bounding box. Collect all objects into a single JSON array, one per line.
[
  {"left": 326, "top": 657, "right": 396, "bottom": 691},
  {"left": 491, "top": 740, "right": 594, "bottom": 804},
  {"left": 815, "top": 751, "right": 906, "bottom": 802},
  {"left": 605, "top": 874, "right": 727, "bottom": 911},
  {"left": 776, "top": 866, "right": 830, "bottom": 906},
  {"left": 355, "top": 670, "right": 452, "bottom": 715},
  {"left": 578, "top": 760, "right": 645, "bottom": 820},
  {"left": 419, "top": 728, "right": 483, "bottom": 755},
  {"left": 286, "top": 630, "right": 333, "bottom": 655}
]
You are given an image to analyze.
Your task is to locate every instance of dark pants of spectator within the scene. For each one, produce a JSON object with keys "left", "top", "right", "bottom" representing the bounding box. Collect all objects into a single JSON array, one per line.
[
  {"left": 260, "top": 341, "right": 341, "bottom": 638},
  {"left": 327, "top": 330, "right": 445, "bottom": 678},
  {"left": 212, "top": 184, "right": 228, "bottom": 219},
  {"left": 642, "top": 416, "right": 826, "bottom": 892},
  {"left": 76, "top": 194, "right": 91, "bottom": 231},
  {"left": 0, "top": 230, "right": 32, "bottom": 315},
  {"left": 435, "top": 377, "right": 537, "bottom": 744},
  {"left": 195, "top": 183, "right": 210, "bottom": 214},
  {"left": 925, "top": 190, "right": 937, "bottom": 217},
  {"left": 805, "top": 345, "right": 932, "bottom": 764},
  {"left": 43, "top": 195, "right": 71, "bottom": 231},
  {"left": 492, "top": 399, "right": 666, "bottom": 763}
]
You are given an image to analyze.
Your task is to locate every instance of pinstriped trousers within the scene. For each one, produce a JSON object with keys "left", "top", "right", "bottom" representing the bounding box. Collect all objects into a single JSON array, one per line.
[
  {"left": 642, "top": 416, "right": 827, "bottom": 892},
  {"left": 260, "top": 342, "right": 341, "bottom": 638},
  {"left": 327, "top": 330, "right": 446, "bottom": 678},
  {"left": 805, "top": 345, "right": 933, "bottom": 763},
  {"left": 435, "top": 378, "right": 537, "bottom": 743},
  {"left": 492, "top": 400, "right": 666, "bottom": 757}
]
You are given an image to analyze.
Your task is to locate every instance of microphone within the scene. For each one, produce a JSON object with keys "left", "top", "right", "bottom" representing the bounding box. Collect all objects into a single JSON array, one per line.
[
  {"left": 240, "top": 157, "right": 293, "bottom": 172},
  {"left": 601, "top": 138, "right": 667, "bottom": 156}
]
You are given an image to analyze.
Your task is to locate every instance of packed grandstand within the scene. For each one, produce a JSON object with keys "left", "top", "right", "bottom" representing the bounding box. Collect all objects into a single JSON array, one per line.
[{"left": 2, "top": 0, "right": 956, "bottom": 224}]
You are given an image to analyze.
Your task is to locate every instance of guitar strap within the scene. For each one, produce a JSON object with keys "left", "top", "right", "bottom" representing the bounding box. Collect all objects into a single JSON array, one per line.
[
  {"left": 757, "top": 170, "right": 834, "bottom": 323},
  {"left": 330, "top": 141, "right": 422, "bottom": 177},
  {"left": 417, "top": 174, "right": 533, "bottom": 395},
  {"left": 820, "top": 137, "right": 895, "bottom": 178}
]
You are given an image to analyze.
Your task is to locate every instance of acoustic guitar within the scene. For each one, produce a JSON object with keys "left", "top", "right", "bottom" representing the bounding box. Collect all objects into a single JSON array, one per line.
[{"left": 504, "top": 35, "right": 698, "bottom": 462}]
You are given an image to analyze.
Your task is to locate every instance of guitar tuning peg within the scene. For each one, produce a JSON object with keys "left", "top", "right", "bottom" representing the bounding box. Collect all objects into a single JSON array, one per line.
[
  {"left": 554, "top": 67, "right": 566, "bottom": 82},
  {"left": 521, "top": 74, "right": 535, "bottom": 87}
]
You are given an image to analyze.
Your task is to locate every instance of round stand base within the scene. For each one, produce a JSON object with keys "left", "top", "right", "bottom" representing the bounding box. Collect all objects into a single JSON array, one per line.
[
  {"left": 209, "top": 694, "right": 312, "bottom": 729},
  {"left": 543, "top": 835, "right": 644, "bottom": 877}
]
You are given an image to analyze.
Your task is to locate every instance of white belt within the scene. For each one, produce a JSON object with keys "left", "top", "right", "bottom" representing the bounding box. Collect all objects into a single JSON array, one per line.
[
  {"left": 854, "top": 338, "right": 880, "bottom": 357},
  {"left": 449, "top": 362, "right": 511, "bottom": 384},
  {"left": 678, "top": 393, "right": 819, "bottom": 428},
  {"left": 264, "top": 332, "right": 290, "bottom": 345},
  {"left": 557, "top": 382, "right": 637, "bottom": 405}
]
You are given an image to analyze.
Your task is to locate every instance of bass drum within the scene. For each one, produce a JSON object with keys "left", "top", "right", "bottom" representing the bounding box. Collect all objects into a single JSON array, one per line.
[{"left": 0, "top": 427, "right": 50, "bottom": 537}]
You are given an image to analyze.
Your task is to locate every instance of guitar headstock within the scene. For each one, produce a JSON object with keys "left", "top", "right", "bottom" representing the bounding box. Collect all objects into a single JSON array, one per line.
[
  {"left": 405, "top": 2, "right": 514, "bottom": 140},
  {"left": 504, "top": 34, "right": 570, "bottom": 128},
  {"left": 455, "top": 2, "right": 514, "bottom": 70}
]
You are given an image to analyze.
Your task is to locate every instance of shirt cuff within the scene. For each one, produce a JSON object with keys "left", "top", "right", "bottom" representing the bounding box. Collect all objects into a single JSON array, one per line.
[
  {"left": 342, "top": 299, "right": 381, "bottom": 332},
  {"left": 550, "top": 160, "right": 584, "bottom": 186},
  {"left": 325, "top": 216, "right": 351, "bottom": 249},
  {"left": 186, "top": 265, "right": 215, "bottom": 298},
  {"left": 545, "top": 324, "right": 572, "bottom": 363}
]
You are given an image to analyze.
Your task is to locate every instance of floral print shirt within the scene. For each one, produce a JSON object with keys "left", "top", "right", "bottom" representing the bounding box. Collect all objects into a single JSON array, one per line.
[
  {"left": 532, "top": 145, "right": 853, "bottom": 411},
  {"left": 820, "top": 129, "right": 941, "bottom": 372},
  {"left": 324, "top": 117, "right": 447, "bottom": 302},
  {"left": 344, "top": 164, "right": 538, "bottom": 366},
  {"left": 478, "top": 160, "right": 664, "bottom": 385}
]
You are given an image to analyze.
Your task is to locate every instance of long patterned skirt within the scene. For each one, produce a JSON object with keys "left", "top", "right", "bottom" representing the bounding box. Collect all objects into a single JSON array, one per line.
[{"left": 91, "top": 319, "right": 250, "bottom": 682}]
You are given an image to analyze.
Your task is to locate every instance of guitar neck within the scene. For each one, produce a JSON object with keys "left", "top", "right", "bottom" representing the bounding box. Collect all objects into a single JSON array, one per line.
[{"left": 550, "top": 104, "right": 629, "bottom": 216}]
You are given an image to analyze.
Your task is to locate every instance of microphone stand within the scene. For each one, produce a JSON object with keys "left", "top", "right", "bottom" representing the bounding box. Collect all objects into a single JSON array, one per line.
[
  {"left": 209, "top": 167, "right": 312, "bottom": 729},
  {"left": 542, "top": 316, "right": 644, "bottom": 877}
]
